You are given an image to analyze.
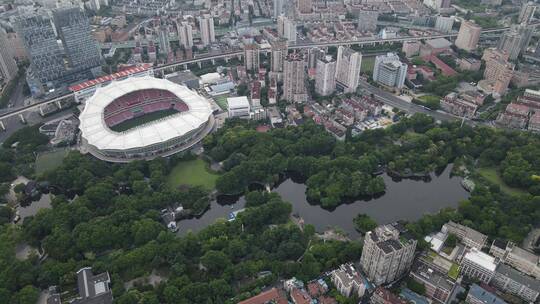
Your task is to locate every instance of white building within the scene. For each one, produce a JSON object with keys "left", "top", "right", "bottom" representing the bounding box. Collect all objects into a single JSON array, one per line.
[
  {"left": 360, "top": 223, "right": 417, "bottom": 285},
  {"left": 315, "top": 56, "right": 336, "bottom": 96},
  {"left": 283, "top": 53, "right": 307, "bottom": 103},
  {"left": 460, "top": 249, "right": 497, "bottom": 283},
  {"left": 227, "top": 96, "right": 251, "bottom": 117},
  {"left": 335, "top": 46, "right": 362, "bottom": 93},
  {"left": 283, "top": 18, "right": 297, "bottom": 43},
  {"left": 198, "top": 14, "right": 215, "bottom": 46},
  {"left": 435, "top": 16, "right": 454, "bottom": 33},
  {"left": 0, "top": 28, "right": 18, "bottom": 82},
  {"left": 442, "top": 221, "right": 488, "bottom": 249},
  {"left": 331, "top": 264, "right": 366, "bottom": 298},
  {"left": 373, "top": 53, "right": 407, "bottom": 88},
  {"left": 178, "top": 22, "right": 194, "bottom": 49}
]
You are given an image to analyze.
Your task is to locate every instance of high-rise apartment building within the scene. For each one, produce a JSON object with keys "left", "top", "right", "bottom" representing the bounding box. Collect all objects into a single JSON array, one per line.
[
  {"left": 198, "top": 14, "right": 215, "bottom": 46},
  {"left": 158, "top": 26, "right": 170, "bottom": 55},
  {"left": 52, "top": 7, "right": 101, "bottom": 74},
  {"left": 282, "top": 53, "right": 307, "bottom": 103},
  {"left": 273, "top": 0, "right": 283, "bottom": 19},
  {"left": 497, "top": 24, "right": 533, "bottom": 60},
  {"left": 360, "top": 223, "right": 417, "bottom": 286},
  {"left": 482, "top": 48, "right": 514, "bottom": 96},
  {"left": 282, "top": 17, "right": 296, "bottom": 43},
  {"left": 0, "top": 28, "right": 18, "bottom": 82},
  {"left": 373, "top": 53, "right": 407, "bottom": 89},
  {"left": 315, "top": 56, "right": 336, "bottom": 96},
  {"left": 307, "top": 47, "right": 325, "bottom": 69},
  {"left": 297, "top": 0, "right": 312, "bottom": 14},
  {"left": 435, "top": 16, "right": 454, "bottom": 33},
  {"left": 357, "top": 10, "right": 378, "bottom": 32},
  {"left": 518, "top": 1, "right": 536, "bottom": 24},
  {"left": 270, "top": 39, "right": 287, "bottom": 73},
  {"left": 177, "top": 22, "right": 193, "bottom": 49},
  {"left": 455, "top": 20, "right": 482, "bottom": 52},
  {"left": 335, "top": 46, "right": 362, "bottom": 93},
  {"left": 244, "top": 44, "right": 260, "bottom": 72}
]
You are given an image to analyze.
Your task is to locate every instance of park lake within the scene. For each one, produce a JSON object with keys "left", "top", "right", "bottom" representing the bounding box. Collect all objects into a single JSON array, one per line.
[{"left": 177, "top": 164, "right": 469, "bottom": 238}]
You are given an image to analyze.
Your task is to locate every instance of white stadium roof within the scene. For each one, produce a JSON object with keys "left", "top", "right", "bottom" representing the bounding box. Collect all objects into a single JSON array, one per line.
[{"left": 79, "top": 76, "right": 212, "bottom": 151}]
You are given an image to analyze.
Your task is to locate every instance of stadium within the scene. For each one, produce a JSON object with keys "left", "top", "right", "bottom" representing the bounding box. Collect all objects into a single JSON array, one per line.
[{"left": 79, "top": 76, "right": 214, "bottom": 162}]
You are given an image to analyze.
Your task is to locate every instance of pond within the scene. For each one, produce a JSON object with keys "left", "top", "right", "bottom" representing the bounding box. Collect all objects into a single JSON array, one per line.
[{"left": 178, "top": 165, "right": 469, "bottom": 239}]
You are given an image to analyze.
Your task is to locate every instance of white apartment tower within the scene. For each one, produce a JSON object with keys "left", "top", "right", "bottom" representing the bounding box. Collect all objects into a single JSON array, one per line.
[
  {"left": 244, "top": 44, "right": 260, "bottom": 72},
  {"left": 198, "top": 14, "right": 215, "bottom": 46},
  {"left": 335, "top": 46, "right": 362, "bottom": 93},
  {"left": 283, "top": 53, "right": 307, "bottom": 103},
  {"left": 315, "top": 56, "right": 336, "bottom": 96},
  {"left": 177, "top": 22, "right": 194, "bottom": 49},
  {"left": 360, "top": 223, "right": 417, "bottom": 286},
  {"left": 270, "top": 39, "right": 287, "bottom": 73}
]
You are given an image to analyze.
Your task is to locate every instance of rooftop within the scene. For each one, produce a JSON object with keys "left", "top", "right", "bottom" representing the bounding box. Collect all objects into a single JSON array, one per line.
[
  {"left": 227, "top": 96, "right": 250, "bottom": 108},
  {"left": 463, "top": 249, "right": 497, "bottom": 272},
  {"left": 495, "top": 264, "right": 540, "bottom": 292},
  {"left": 468, "top": 283, "right": 507, "bottom": 304},
  {"left": 69, "top": 63, "right": 153, "bottom": 92},
  {"left": 237, "top": 288, "right": 288, "bottom": 304}
]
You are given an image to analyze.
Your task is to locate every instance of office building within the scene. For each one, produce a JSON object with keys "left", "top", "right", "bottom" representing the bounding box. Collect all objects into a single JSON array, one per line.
[
  {"left": 497, "top": 24, "right": 533, "bottom": 60},
  {"left": 460, "top": 248, "right": 497, "bottom": 283},
  {"left": 410, "top": 260, "right": 455, "bottom": 303},
  {"left": 360, "top": 223, "right": 417, "bottom": 286},
  {"left": 297, "top": 0, "right": 312, "bottom": 14},
  {"left": 435, "top": 16, "right": 454, "bottom": 33},
  {"left": 441, "top": 221, "right": 488, "bottom": 249},
  {"left": 0, "top": 28, "right": 18, "bottom": 82},
  {"left": 455, "top": 20, "right": 482, "bottom": 52},
  {"left": 158, "top": 26, "right": 170, "bottom": 55},
  {"left": 491, "top": 263, "right": 540, "bottom": 302},
  {"left": 52, "top": 7, "right": 101, "bottom": 74},
  {"left": 335, "top": 46, "right": 362, "bottom": 93},
  {"left": 15, "top": 10, "right": 67, "bottom": 95},
  {"left": 198, "top": 14, "right": 215, "bottom": 46},
  {"left": 244, "top": 44, "right": 260, "bottom": 72},
  {"left": 315, "top": 56, "right": 336, "bottom": 96},
  {"left": 357, "top": 10, "right": 378, "bottom": 32},
  {"left": 282, "top": 53, "right": 307, "bottom": 103},
  {"left": 270, "top": 39, "right": 287, "bottom": 73},
  {"left": 273, "top": 0, "right": 283, "bottom": 19},
  {"left": 373, "top": 53, "right": 407, "bottom": 89},
  {"left": 466, "top": 284, "right": 507, "bottom": 304},
  {"left": 518, "top": 1, "right": 536, "bottom": 24},
  {"left": 227, "top": 96, "right": 251, "bottom": 117},
  {"left": 177, "top": 22, "right": 194, "bottom": 49},
  {"left": 490, "top": 240, "right": 540, "bottom": 279}
]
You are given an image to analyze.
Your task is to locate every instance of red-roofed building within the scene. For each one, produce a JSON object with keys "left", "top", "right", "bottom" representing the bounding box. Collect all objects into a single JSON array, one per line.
[
  {"left": 237, "top": 288, "right": 288, "bottom": 304},
  {"left": 69, "top": 63, "right": 154, "bottom": 103},
  {"left": 371, "top": 287, "right": 408, "bottom": 304},
  {"left": 291, "top": 287, "right": 313, "bottom": 304},
  {"left": 423, "top": 55, "right": 457, "bottom": 77}
]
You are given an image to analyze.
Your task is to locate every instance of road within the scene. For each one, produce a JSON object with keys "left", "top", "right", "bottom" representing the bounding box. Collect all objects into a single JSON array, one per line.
[{"left": 357, "top": 81, "right": 463, "bottom": 123}]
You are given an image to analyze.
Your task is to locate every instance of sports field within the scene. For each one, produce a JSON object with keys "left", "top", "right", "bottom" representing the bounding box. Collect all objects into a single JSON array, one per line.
[
  {"left": 35, "top": 149, "right": 70, "bottom": 175},
  {"left": 361, "top": 57, "right": 375, "bottom": 74},
  {"left": 214, "top": 95, "right": 229, "bottom": 110},
  {"left": 167, "top": 159, "right": 219, "bottom": 190},
  {"left": 110, "top": 109, "right": 179, "bottom": 132}
]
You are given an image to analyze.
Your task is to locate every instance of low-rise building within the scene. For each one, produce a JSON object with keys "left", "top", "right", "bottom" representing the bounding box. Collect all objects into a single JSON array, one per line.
[
  {"left": 331, "top": 264, "right": 366, "bottom": 298},
  {"left": 47, "top": 267, "right": 113, "bottom": 304},
  {"left": 238, "top": 288, "right": 288, "bottom": 304},
  {"left": 489, "top": 240, "right": 540, "bottom": 279},
  {"left": 460, "top": 248, "right": 497, "bottom": 283},
  {"left": 227, "top": 96, "right": 251, "bottom": 118},
  {"left": 371, "top": 287, "right": 408, "bottom": 304},
  {"left": 458, "top": 58, "right": 482, "bottom": 71},
  {"left": 491, "top": 263, "right": 540, "bottom": 303},
  {"left": 441, "top": 221, "right": 487, "bottom": 249},
  {"left": 496, "top": 103, "right": 529, "bottom": 129},
  {"left": 410, "top": 260, "right": 455, "bottom": 303},
  {"left": 441, "top": 93, "right": 477, "bottom": 118},
  {"left": 466, "top": 283, "right": 507, "bottom": 304}
]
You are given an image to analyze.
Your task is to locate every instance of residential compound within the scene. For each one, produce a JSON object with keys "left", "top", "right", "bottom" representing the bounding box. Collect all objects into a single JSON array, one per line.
[
  {"left": 331, "top": 263, "right": 366, "bottom": 298},
  {"left": 335, "top": 46, "right": 362, "bottom": 93},
  {"left": 283, "top": 53, "right": 307, "bottom": 103},
  {"left": 497, "top": 88, "right": 540, "bottom": 130},
  {"left": 373, "top": 53, "right": 407, "bottom": 89},
  {"left": 360, "top": 223, "right": 417, "bottom": 285},
  {"left": 479, "top": 48, "right": 514, "bottom": 97},
  {"left": 315, "top": 56, "right": 336, "bottom": 96}
]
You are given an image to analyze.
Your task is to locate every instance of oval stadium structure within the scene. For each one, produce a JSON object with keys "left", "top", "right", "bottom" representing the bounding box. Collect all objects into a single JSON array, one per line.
[{"left": 79, "top": 76, "right": 214, "bottom": 162}]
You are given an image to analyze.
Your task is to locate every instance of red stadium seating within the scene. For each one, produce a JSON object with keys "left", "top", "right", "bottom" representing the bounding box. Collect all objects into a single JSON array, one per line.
[{"left": 103, "top": 89, "right": 189, "bottom": 128}]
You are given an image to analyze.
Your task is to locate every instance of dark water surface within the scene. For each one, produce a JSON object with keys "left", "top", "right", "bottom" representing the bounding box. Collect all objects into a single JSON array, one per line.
[{"left": 178, "top": 165, "right": 468, "bottom": 238}]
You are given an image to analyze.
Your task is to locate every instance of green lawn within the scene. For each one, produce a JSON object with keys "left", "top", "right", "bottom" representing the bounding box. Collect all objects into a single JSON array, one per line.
[
  {"left": 448, "top": 263, "right": 460, "bottom": 280},
  {"left": 35, "top": 149, "right": 70, "bottom": 175},
  {"left": 110, "top": 109, "right": 178, "bottom": 132},
  {"left": 361, "top": 57, "right": 375, "bottom": 74},
  {"left": 477, "top": 167, "right": 528, "bottom": 196},
  {"left": 167, "top": 159, "right": 219, "bottom": 190},
  {"left": 214, "top": 95, "right": 229, "bottom": 110}
]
